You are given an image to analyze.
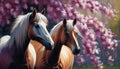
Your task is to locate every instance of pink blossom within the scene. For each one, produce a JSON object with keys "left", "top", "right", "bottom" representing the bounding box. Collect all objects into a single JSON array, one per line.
[
  {"left": 108, "top": 56, "right": 114, "bottom": 62},
  {"left": 5, "top": 3, "right": 11, "bottom": 9},
  {"left": 47, "top": 6, "right": 53, "bottom": 12},
  {"left": 23, "top": 4, "right": 28, "bottom": 9}
]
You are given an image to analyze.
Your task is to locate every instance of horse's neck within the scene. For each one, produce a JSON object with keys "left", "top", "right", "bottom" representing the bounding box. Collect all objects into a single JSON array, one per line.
[
  {"left": 11, "top": 22, "right": 30, "bottom": 56},
  {"left": 12, "top": 36, "right": 30, "bottom": 64},
  {"left": 48, "top": 44, "right": 62, "bottom": 65},
  {"left": 7, "top": 35, "right": 30, "bottom": 58},
  {"left": 48, "top": 28, "right": 64, "bottom": 66},
  {"left": 15, "top": 36, "right": 30, "bottom": 55}
]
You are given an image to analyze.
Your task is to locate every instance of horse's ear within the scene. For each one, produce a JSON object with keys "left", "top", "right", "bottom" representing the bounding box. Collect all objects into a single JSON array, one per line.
[
  {"left": 29, "top": 8, "right": 36, "bottom": 22},
  {"left": 41, "top": 8, "right": 45, "bottom": 15},
  {"left": 73, "top": 19, "right": 77, "bottom": 26},
  {"left": 32, "top": 8, "right": 37, "bottom": 18},
  {"left": 63, "top": 19, "right": 67, "bottom": 27}
]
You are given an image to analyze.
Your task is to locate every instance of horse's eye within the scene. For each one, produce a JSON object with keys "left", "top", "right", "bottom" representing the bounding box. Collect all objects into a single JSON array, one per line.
[
  {"left": 74, "top": 32, "right": 78, "bottom": 36},
  {"left": 34, "top": 22, "right": 39, "bottom": 28}
]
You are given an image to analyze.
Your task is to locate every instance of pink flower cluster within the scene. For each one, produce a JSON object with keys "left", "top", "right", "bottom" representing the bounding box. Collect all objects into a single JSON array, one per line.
[
  {"left": 70, "top": 0, "right": 115, "bottom": 17},
  {"left": 75, "top": 54, "right": 85, "bottom": 65},
  {"left": 0, "top": 0, "right": 48, "bottom": 25},
  {"left": 76, "top": 15, "right": 117, "bottom": 67}
]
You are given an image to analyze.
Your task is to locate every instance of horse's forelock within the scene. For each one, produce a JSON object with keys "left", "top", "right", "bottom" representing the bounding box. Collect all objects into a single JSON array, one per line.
[
  {"left": 37, "top": 13, "right": 48, "bottom": 25},
  {"left": 66, "top": 20, "right": 75, "bottom": 32}
]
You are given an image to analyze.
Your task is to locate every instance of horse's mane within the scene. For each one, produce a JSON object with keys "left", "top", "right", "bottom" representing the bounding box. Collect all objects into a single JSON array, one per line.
[
  {"left": 7, "top": 13, "right": 31, "bottom": 49},
  {"left": 50, "top": 21, "right": 63, "bottom": 35}
]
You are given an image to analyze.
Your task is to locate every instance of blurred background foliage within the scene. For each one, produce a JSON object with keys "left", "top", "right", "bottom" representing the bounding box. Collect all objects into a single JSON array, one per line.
[{"left": 107, "top": 0, "right": 120, "bottom": 39}]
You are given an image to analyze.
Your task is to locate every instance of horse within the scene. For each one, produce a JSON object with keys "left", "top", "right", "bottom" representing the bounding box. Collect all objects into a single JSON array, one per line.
[
  {"left": 31, "top": 19, "right": 82, "bottom": 69},
  {"left": 0, "top": 8, "right": 54, "bottom": 69}
]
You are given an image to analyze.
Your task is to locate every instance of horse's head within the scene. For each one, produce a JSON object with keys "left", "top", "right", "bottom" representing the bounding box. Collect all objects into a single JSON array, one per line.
[
  {"left": 28, "top": 9, "right": 54, "bottom": 50},
  {"left": 61, "top": 19, "right": 80, "bottom": 55}
]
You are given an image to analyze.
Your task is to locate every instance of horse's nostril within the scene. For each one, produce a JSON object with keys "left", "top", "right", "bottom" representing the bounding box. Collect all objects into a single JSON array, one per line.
[
  {"left": 77, "top": 49, "right": 80, "bottom": 53},
  {"left": 48, "top": 43, "right": 51, "bottom": 46},
  {"left": 73, "top": 49, "right": 80, "bottom": 55},
  {"left": 50, "top": 43, "right": 54, "bottom": 49},
  {"left": 46, "top": 43, "right": 54, "bottom": 50}
]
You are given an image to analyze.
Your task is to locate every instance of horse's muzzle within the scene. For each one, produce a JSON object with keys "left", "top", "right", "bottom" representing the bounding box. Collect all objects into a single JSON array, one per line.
[
  {"left": 42, "top": 41, "right": 54, "bottom": 50},
  {"left": 73, "top": 49, "right": 80, "bottom": 55}
]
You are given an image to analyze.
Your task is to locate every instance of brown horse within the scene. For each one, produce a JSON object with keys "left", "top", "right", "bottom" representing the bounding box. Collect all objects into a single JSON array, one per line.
[
  {"left": 0, "top": 9, "right": 54, "bottom": 69},
  {"left": 30, "top": 19, "right": 82, "bottom": 69}
]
